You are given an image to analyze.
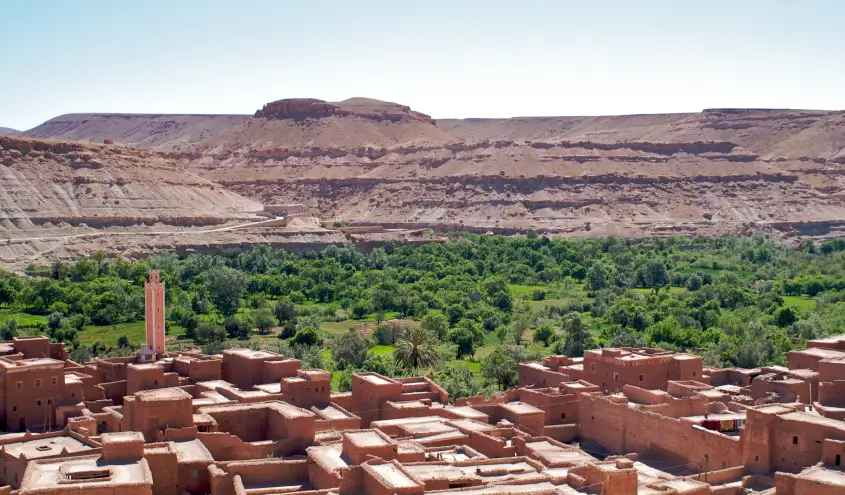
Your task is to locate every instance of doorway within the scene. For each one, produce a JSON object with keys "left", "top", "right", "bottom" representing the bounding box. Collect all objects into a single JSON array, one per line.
[{"left": 18, "top": 417, "right": 26, "bottom": 431}]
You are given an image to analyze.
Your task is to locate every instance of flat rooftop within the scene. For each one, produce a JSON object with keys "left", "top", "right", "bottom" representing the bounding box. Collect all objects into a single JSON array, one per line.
[
  {"left": 225, "top": 349, "right": 279, "bottom": 359},
  {"left": 21, "top": 454, "right": 151, "bottom": 490},
  {"left": 400, "top": 421, "right": 456, "bottom": 436},
  {"left": 136, "top": 387, "right": 192, "bottom": 402},
  {"left": 799, "top": 466, "right": 845, "bottom": 485},
  {"left": 421, "top": 482, "right": 572, "bottom": 495},
  {"left": 792, "top": 348, "right": 845, "bottom": 359},
  {"left": 368, "top": 463, "right": 418, "bottom": 488},
  {"left": 3, "top": 435, "right": 92, "bottom": 459},
  {"left": 345, "top": 430, "right": 390, "bottom": 447},
  {"left": 171, "top": 439, "right": 213, "bottom": 464},
  {"left": 360, "top": 374, "right": 393, "bottom": 385},
  {"left": 307, "top": 443, "right": 347, "bottom": 471},
  {"left": 313, "top": 404, "right": 353, "bottom": 420},
  {"left": 500, "top": 401, "right": 544, "bottom": 415}
]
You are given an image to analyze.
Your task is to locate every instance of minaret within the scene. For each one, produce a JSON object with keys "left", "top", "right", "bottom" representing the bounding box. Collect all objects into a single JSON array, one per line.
[{"left": 144, "top": 271, "right": 166, "bottom": 355}]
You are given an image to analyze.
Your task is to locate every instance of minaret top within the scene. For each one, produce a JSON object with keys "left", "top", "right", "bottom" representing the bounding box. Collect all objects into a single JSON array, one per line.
[{"left": 149, "top": 271, "right": 161, "bottom": 284}]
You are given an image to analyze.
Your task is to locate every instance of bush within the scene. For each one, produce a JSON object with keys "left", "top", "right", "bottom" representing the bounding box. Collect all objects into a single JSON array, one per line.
[
  {"left": 116, "top": 335, "right": 132, "bottom": 349},
  {"left": 273, "top": 299, "right": 296, "bottom": 323},
  {"left": 202, "top": 340, "right": 230, "bottom": 355},
  {"left": 0, "top": 319, "right": 18, "bottom": 340},
  {"left": 333, "top": 329, "right": 369, "bottom": 369},
  {"left": 47, "top": 312, "right": 63, "bottom": 331},
  {"left": 533, "top": 324, "right": 556, "bottom": 346},
  {"left": 67, "top": 314, "right": 86, "bottom": 332},
  {"left": 437, "top": 365, "right": 483, "bottom": 402},
  {"left": 224, "top": 316, "right": 251, "bottom": 340},
  {"left": 446, "top": 326, "right": 476, "bottom": 358},
  {"left": 349, "top": 301, "right": 369, "bottom": 320},
  {"left": 293, "top": 327, "right": 322, "bottom": 347},
  {"left": 196, "top": 322, "right": 226, "bottom": 343},
  {"left": 253, "top": 308, "right": 277, "bottom": 334},
  {"left": 372, "top": 323, "right": 401, "bottom": 346},
  {"left": 531, "top": 289, "right": 546, "bottom": 301}
]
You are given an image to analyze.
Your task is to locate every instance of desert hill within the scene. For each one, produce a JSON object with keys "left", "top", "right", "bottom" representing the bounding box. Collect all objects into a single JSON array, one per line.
[
  {"left": 0, "top": 135, "right": 260, "bottom": 230},
  {"left": 22, "top": 114, "right": 248, "bottom": 152},
  {"left": 15, "top": 100, "right": 845, "bottom": 244},
  {"left": 0, "top": 127, "right": 18, "bottom": 135}
]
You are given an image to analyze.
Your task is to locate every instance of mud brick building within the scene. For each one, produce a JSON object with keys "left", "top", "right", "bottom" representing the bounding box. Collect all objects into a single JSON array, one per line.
[{"left": 2, "top": 270, "right": 845, "bottom": 494}]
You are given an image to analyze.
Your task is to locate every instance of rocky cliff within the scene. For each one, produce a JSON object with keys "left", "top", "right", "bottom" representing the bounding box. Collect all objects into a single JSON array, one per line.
[
  {"left": 17, "top": 101, "right": 845, "bottom": 240},
  {"left": 183, "top": 103, "right": 845, "bottom": 238},
  {"left": 0, "top": 136, "right": 260, "bottom": 230},
  {"left": 256, "top": 98, "right": 436, "bottom": 125}
]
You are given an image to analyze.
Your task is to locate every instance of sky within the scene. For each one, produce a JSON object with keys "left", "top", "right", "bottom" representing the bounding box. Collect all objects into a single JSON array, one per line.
[{"left": 1, "top": 0, "right": 844, "bottom": 131}]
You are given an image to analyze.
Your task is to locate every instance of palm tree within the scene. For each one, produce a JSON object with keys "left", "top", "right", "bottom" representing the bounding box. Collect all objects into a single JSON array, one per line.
[{"left": 393, "top": 326, "right": 438, "bottom": 369}]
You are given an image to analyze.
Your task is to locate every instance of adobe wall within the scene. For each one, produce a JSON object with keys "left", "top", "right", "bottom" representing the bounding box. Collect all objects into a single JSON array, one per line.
[
  {"left": 468, "top": 430, "right": 516, "bottom": 458},
  {"left": 362, "top": 460, "right": 424, "bottom": 495},
  {"left": 216, "top": 459, "right": 310, "bottom": 495},
  {"left": 821, "top": 439, "right": 845, "bottom": 466},
  {"left": 329, "top": 392, "right": 353, "bottom": 411},
  {"left": 622, "top": 385, "right": 708, "bottom": 418},
  {"left": 497, "top": 405, "right": 545, "bottom": 436},
  {"left": 281, "top": 376, "right": 330, "bottom": 408},
  {"left": 583, "top": 350, "right": 702, "bottom": 394},
  {"left": 580, "top": 394, "right": 743, "bottom": 469},
  {"left": 776, "top": 468, "right": 845, "bottom": 495},
  {"left": 221, "top": 353, "right": 265, "bottom": 389},
  {"left": 205, "top": 407, "right": 269, "bottom": 442},
  {"left": 261, "top": 359, "right": 301, "bottom": 384},
  {"left": 11, "top": 338, "right": 51, "bottom": 360},
  {"left": 97, "top": 357, "right": 136, "bottom": 382},
  {"left": 124, "top": 395, "right": 193, "bottom": 442},
  {"left": 267, "top": 407, "right": 315, "bottom": 443},
  {"left": 4, "top": 362, "right": 67, "bottom": 432},
  {"left": 198, "top": 432, "right": 285, "bottom": 461},
  {"left": 99, "top": 380, "right": 128, "bottom": 405},
  {"left": 518, "top": 363, "right": 569, "bottom": 388},
  {"left": 144, "top": 444, "right": 179, "bottom": 495},
  {"left": 342, "top": 430, "right": 398, "bottom": 464},
  {"left": 543, "top": 423, "right": 580, "bottom": 443},
  {"left": 767, "top": 415, "right": 845, "bottom": 473},
  {"left": 189, "top": 360, "right": 222, "bottom": 382},
  {"left": 127, "top": 365, "right": 165, "bottom": 395},
  {"left": 350, "top": 374, "right": 404, "bottom": 426},
  {"left": 518, "top": 388, "right": 580, "bottom": 425},
  {"left": 788, "top": 350, "right": 836, "bottom": 371}
]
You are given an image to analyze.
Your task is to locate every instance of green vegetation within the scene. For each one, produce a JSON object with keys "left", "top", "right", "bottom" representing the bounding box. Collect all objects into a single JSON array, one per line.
[{"left": 3, "top": 234, "right": 845, "bottom": 399}]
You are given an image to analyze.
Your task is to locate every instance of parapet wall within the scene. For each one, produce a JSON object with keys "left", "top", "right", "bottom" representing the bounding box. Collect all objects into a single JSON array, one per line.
[{"left": 580, "top": 393, "right": 743, "bottom": 469}]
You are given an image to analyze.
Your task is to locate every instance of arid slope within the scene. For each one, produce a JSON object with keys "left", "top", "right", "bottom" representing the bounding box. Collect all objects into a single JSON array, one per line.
[
  {"left": 18, "top": 101, "right": 845, "bottom": 240},
  {"left": 184, "top": 102, "right": 845, "bottom": 238},
  {"left": 0, "top": 136, "right": 260, "bottom": 230},
  {"left": 22, "top": 114, "right": 248, "bottom": 152}
]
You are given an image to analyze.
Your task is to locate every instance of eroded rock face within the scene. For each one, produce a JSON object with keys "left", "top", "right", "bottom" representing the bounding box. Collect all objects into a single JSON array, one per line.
[
  {"left": 255, "top": 98, "right": 435, "bottom": 125},
  {"left": 0, "top": 136, "right": 260, "bottom": 229},
  {"left": 15, "top": 102, "right": 845, "bottom": 240}
]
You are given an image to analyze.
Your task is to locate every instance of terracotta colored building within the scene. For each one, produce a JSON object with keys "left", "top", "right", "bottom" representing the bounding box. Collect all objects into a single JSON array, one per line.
[
  {"left": 6, "top": 271, "right": 845, "bottom": 495},
  {"left": 145, "top": 271, "right": 166, "bottom": 356}
]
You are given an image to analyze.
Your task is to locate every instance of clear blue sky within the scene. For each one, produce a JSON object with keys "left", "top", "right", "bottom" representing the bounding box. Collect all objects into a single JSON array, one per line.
[{"left": 1, "top": 0, "right": 843, "bottom": 130}]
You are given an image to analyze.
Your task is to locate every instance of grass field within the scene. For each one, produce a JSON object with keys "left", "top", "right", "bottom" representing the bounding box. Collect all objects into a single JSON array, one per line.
[
  {"left": 447, "top": 359, "right": 481, "bottom": 373},
  {"left": 78, "top": 321, "right": 147, "bottom": 346},
  {"left": 782, "top": 295, "right": 816, "bottom": 312},
  {"left": 369, "top": 345, "right": 395, "bottom": 358},
  {"left": 0, "top": 309, "right": 48, "bottom": 327}
]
